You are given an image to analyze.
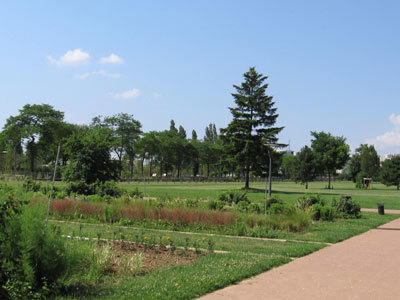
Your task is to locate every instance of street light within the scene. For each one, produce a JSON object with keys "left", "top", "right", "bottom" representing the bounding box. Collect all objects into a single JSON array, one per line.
[{"left": 264, "top": 142, "right": 286, "bottom": 214}]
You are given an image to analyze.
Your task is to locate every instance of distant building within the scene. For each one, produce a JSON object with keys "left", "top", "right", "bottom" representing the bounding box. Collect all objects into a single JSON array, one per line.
[
  {"left": 382, "top": 153, "right": 400, "bottom": 161},
  {"left": 278, "top": 149, "right": 294, "bottom": 156}
]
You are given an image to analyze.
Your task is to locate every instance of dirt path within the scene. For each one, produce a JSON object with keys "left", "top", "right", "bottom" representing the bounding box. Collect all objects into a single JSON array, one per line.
[{"left": 199, "top": 217, "right": 400, "bottom": 300}]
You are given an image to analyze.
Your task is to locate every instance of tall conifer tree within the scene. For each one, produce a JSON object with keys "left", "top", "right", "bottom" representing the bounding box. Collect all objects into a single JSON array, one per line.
[{"left": 221, "top": 67, "right": 283, "bottom": 189}]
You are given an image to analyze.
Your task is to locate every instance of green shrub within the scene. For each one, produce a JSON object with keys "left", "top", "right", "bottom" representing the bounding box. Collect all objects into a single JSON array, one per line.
[
  {"left": 312, "top": 204, "right": 323, "bottom": 220},
  {"left": 236, "top": 201, "right": 249, "bottom": 212},
  {"left": 218, "top": 190, "right": 248, "bottom": 205},
  {"left": 66, "top": 180, "right": 94, "bottom": 195},
  {"left": 331, "top": 195, "right": 361, "bottom": 218},
  {"left": 320, "top": 206, "right": 336, "bottom": 221},
  {"left": 296, "top": 194, "right": 324, "bottom": 209},
  {"left": 268, "top": 203, "right": 292, "bottom": 215},
  {"left": 207, "top": 199, "right": 217, "bottom": 210},
  {"left": 85, "top": 194, "right": 105, "bottom": 203},
  {"left": 265, "top": 196, "right": 283, "bottom": 209},
  {"left": 66, "top": 180, "right": 122, "bottom": 197},
  {"left": 215, "top": 200, "right": 226, "bottom": 210},
  {"left": 266, "top": 208, "right": 312, "bottom": 232},
  {"left": 96, "top": 180, "right": 122, "bottom": 197},
  {"left": 126, "top": 187, "right": 143, "bottom": 198},
  {"left": 248, "top": 203, "right": 261, "bottom": 214},
  {"left": 0, "top": 199, "right": 68, "bottom": 299},
  {"left": 207, "top": 200, "right": 226, "bottom": 210},
  {"left": 22, "top": 179, "right": 41, "bottom": 193}
]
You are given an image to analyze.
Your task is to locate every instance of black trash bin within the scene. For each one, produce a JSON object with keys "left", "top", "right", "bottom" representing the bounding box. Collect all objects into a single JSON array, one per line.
[{"left": 377, "top": 202, "right": 385, "bottom": 215}]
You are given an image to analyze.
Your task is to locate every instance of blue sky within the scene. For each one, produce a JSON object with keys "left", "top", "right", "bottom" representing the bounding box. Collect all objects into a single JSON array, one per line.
[{"left": 1, "top": 0, "right": 400, "bottom": 155}]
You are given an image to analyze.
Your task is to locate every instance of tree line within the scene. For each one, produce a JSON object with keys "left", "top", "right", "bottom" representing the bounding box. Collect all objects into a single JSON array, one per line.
[{"left": 1, "top": 67, "right": 400, "bottom": 190}]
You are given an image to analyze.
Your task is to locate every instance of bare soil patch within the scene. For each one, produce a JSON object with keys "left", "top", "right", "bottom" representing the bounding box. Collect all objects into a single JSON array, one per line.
[{"left": 99, "top": 240, "right": 203, "bottom": 276}]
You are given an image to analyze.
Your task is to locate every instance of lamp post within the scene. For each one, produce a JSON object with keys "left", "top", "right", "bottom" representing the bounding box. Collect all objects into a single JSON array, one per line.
[{"left": 264, "top": 143, "right": 284, "bottom": 214}]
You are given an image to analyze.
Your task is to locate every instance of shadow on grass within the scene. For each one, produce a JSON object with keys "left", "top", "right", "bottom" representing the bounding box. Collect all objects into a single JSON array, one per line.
[
  {"left": 245, "top": 187, "right": 341, "bottom": 197},
  {"left": 60, "top": 283, "right": 111, "bottom": 299}
]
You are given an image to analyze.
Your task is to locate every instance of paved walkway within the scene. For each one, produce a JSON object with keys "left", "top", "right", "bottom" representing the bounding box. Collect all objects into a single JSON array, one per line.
[
  {"left": 361, "top": 208, "right": 400, "bottom": 214},
  {"left": 199, "top": 217, "right": 400, "bottom": 300}
]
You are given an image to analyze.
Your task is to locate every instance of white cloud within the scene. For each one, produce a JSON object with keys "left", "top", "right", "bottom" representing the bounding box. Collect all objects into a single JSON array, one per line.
[
  {"left": 75, "top": 70, "right": 121, "bottom": 79},
  {"left": 47, "top": 49, "right": 90, "bottom": 66},
  {"left": 110, "top": 88, "right": 141, "bottom": 99},
  {"left": 99, "top": 53, "right": 124, "bottom": 64},
  {"left": 366, "top": 114, "right": 400, "bottom": 152},
  {"left": 93, "top": 70, "right": 121, "bottom": 78}
]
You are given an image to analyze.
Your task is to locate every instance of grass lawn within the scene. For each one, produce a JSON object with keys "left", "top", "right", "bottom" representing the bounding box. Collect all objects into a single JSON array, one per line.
[
  {"left": 119, "top": 180, "right": 400, "bottom": 209},
  {"left": 52, "top": 211, "right": 398, "bottom": 299}
]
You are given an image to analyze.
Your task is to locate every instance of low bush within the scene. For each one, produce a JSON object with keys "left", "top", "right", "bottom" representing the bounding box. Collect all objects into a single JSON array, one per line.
[
  {"left": 236, "top": 201, "right": 249, "bottom": 212},
  {"left": 267, "top": 207, "right": 312, "bottom": 232},
  {"left": 296, "top": 194, "right": 324, "bottom": 209},
  {"left": 331, "top": 195, "right": 361, "bottom": 218},
  {"left": 265, "top": 196, "right": 283, "bottom": 209},
  {"left": 248, "top": 203, "right": 261, "bottom": 214},
  {"left": 125, "top": 187, "right": 143, "bottom": 199},
  {"left": 320, "top": 206, "right": 336, "bottom": 221},
  {"left": 96, "top": 180, "right": 122, "bottom": 197},
  {"left": 22, "top": 178, "right": 41, "bottom": 193},
  {"left": 268, "top": 203, "right": 293, "bottom": 215},
  {"left": 218, "top": 190, "right": 248, "bottom": 205},
  {"left": 0, "top": 197, "right": 68, "bottom": 299},
  {"left": 66, "top": 180, "right": 122, "bottom": 197}
]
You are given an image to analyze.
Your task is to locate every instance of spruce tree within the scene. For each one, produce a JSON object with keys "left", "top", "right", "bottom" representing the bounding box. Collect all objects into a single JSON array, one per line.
[{"left": 221, "top": 67, "right": 283, "bottom": 189}]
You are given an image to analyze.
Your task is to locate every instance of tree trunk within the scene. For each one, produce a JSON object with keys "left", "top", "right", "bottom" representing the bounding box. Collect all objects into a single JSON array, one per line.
[
  {"left": 244, "top": 165, "right": 250, "bottom": 190},
  {"left": 149, "top": 159, "right": 152, "bottom": 177},
  {"left": 305, "top": 182, "right": 308, "bottom": 189},
  {"left": 397, "top": 184, "right": 399, "bottom": 190},
  {"left": 141, "top": 158, "right": 144, "bottom": 177},
  {"left": 207, "top": 163, "right": 210, "bottom": 178},
  {"left": 129, "top": 157, "right": 134, "bottom": 180},
  {"left": 13, "top": 143, "right": 17, "bottom": 174},
  {"left": 328, "top": 172, "right": 331, "bottom": 189}
]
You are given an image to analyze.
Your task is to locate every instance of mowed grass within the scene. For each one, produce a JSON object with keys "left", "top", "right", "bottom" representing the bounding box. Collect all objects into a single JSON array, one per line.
[
  {"left": 53, "top": 210, "right": 398, "bottom": 300},
  {"left": 119, "top": 180, "right": 400, "bottom": 209}
]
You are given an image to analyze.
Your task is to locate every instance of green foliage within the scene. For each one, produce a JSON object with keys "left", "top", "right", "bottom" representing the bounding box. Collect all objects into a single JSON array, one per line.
[
  {"left": 125, "top": 187, "right": 143, "bottom": 198},
  {"left": 248, "top": 203, "right": 261, "bottom": 214},
  {"left": 268, "top": 203, "right": 292, "bottom": 215},
  {"left": 96, "top": 180, "right": 122, "bottom": 197},
  {"left": 265, "top": 196, "right": 283, "bottom": 209},
  {"left": 218, "top": 190, "right": 248, "bottom": 205},
  {"left": 22, "top": 178, "right": 41, "bottom": 192},
  {"left": 281, "top": 155, "right": 297, "bottom": 179},
  {"left": 207, "top": 200, "right": 226, "bottom": 210},
  {"left": 0, "top": 199, "right": 68, "bottom": 299},
  {"left": 296, "top": 194, "right": 324, "bottom": 209},
  {"left": 3, "top": 104, "right": 65, "bottom": 173},
  {"left": 320, "top": 206, "right": 336, "bottom": 221},
  {"left": 66, "top": 180, "right": 122, "bottom": 197},
  {"left": 236, "top": 200, "right": 249, "bottom": 212},
  {"left": 292, "top": 146, "right": 317, "bottom": 188},
  {"left": 311, "top": 131, "right": 350, "bottom": 189},
  {"left": 312, "top": 204, "right": 336, "bottom": 221},
  {"left": 220, "top": 67, "right": 283, "bottom": 189},
  {"left": 267, "top": 207, "right": 312, "bottom": 232},
  {"left": 380, "top": 156, "right": 400, "bottom": 190},
  {"left": 331, "top": 195, "right": 361, "bottom": 218},
  {"left": 63, "top": 126, "right": 119, "bottom": 184},
  {"left": 91, "top": 113, "right": 142, "bottom": 178}
]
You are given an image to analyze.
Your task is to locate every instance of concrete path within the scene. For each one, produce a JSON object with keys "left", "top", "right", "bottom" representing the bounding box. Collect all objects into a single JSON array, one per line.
[
  {"left": 199, "top": 217, "right": 400, "bottom": 300},
  {"left": 362, "top": 208, "right": 400, "bottom": 214}
]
